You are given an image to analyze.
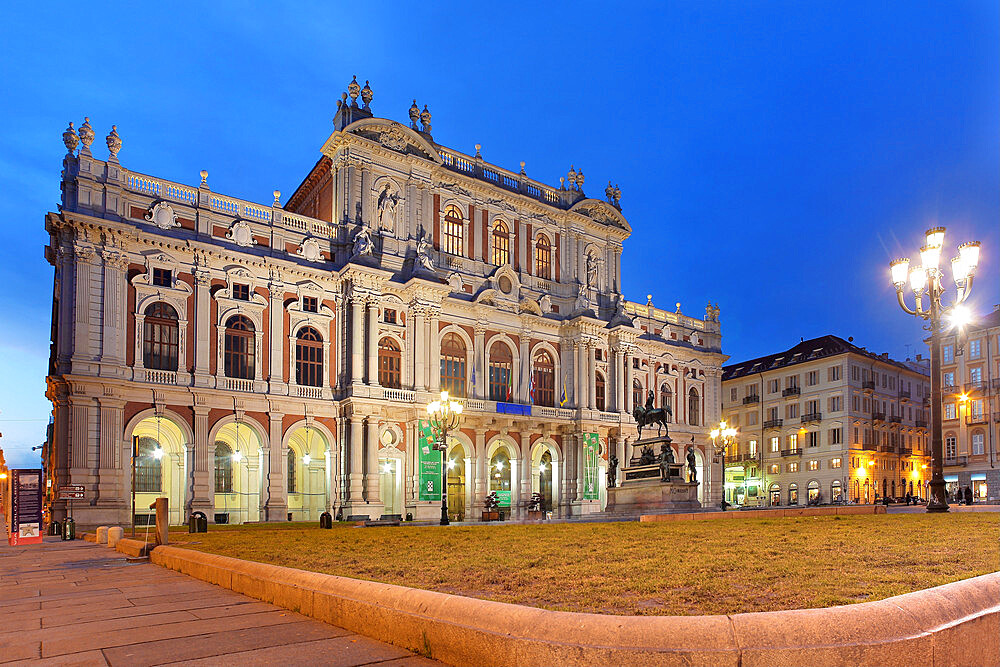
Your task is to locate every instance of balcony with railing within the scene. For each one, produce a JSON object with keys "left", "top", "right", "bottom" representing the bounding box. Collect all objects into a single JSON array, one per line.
[
  {"left": 726, "top": 453, "right": 757, "bottom": 464},
  {"left": 966, "top": 413, "right": 989, "bottom": 425},
  {"left": 763, "top": 418, "right": 784, "bottom": 429},
  {"left": 899, "top": 447, "right": 912, "bottom": 457},
  {"left": 915, "top": 419, "right": 928, "bottom": 428},
  {"left": 222, "top": 377, "right": 254, "bottom": 393},
  {"left": 888, "top": 415, "right": 902, "bottom": 424},
  {"left": 899, "top": 389, "right": 911, "bottom": 399},
  {"left": 782, "top": 387, "right": 801, "bottom": 397},
  {"left": 862, "top": 380, "right": 876, "bottom": 391},
  {"left": 742, "top": 395, "right": 760, "bottom": 405},
  {"left": 781, "top": 448, "right": 803, "bottom": 457},
  {"left": 800, "top": 412, "right": 822, "bottom": 423},
  {"left": 965, "top": 382, "right": 989, "bottom": 395},
  {"left": 438, "top": 148, "right": 564, "bottom": 209},
  {"left": 944, "top": 456, "right": 968, "bottom": 467},
  {"left": 861, "top": 443, "right": 878, "bottom": 451},
  {"left": 871, "top": 411, "right": 886, "bottom": 422}
]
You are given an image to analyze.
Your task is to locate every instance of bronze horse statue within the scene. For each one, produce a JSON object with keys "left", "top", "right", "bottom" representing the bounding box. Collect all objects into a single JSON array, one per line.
[{"left": 633, "top": 399, "right": 671, "bottom": 439}]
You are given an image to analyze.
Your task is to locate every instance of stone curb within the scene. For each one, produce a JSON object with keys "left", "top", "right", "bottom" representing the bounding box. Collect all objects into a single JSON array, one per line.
[
  {"left": 640, "top": 505, "right": 887, "bottom": 522},
  {"left": 131, "top": 540, "right": 999, "bottom": 666}
]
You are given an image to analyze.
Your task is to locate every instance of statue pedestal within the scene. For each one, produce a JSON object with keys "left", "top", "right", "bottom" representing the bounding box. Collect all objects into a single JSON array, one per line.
[{"left": 605, "top": 435, "right": 700, "bottom": 516}]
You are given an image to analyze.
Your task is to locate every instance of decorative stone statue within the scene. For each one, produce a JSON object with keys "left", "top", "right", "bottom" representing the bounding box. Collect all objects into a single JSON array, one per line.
[
  {"left": 586, "top": 252, "right": 598, "bottom": 288},
  {"left": 574, "top": 283, "right": 589, "bottom": 312},
  {"left": 607, "top": 454, "right": 619, "bottom": 488},
  {"left": 353, "top": 225, "right": 374, "bottom": 257},
  {"left": 376, "top": 184, "right": 398, "bottom": 232},
  {"left": 416, "top": 232, "right": 434, "bottom": 272},
  {"left": 638, "top": 444, "right": 656, "bottom": 466},
  {"left": 686, "top": 446, "right": 697, "bottom": 483},
  {"left": 659, "top": 444, "right": 675, "bottom": 482}
]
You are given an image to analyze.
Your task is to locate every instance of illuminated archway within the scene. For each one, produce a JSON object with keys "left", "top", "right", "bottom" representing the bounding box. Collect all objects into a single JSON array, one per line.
[
  {"left": 285, "top": 423, "right": 331, "bottom": 522},
  {"left": 127, "top": 413, "right": 188, "bottom": 525},
  {"left": 210, "top": 419, "right": 265, "bottom": 524}
]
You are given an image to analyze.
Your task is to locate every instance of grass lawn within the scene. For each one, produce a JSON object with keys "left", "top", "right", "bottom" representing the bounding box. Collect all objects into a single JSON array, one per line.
[{"left": 173, "top": 513, "right": 999, "bottom": 616}]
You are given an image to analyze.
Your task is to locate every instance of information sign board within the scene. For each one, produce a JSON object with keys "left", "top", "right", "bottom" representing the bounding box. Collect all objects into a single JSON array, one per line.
[
  {"left": 9, "top": 469, "right": 43, "bottom": 546},
  {"left": 417, "top": 420, "right": 442, "bottom": 501},
  {"left": 582, "top": 433, "right": 600, "bottom": 500}
]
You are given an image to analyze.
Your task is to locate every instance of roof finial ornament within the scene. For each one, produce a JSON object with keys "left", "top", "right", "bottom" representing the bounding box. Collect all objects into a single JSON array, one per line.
[
  {"left": 273, "top": 189, "right": 281, "bottom": 207},
  {"left": 559, "top": 176, "right": 565, "bottom": 190},
  {"left": 575, "top": 168, "right": 584, "bottom": 190},
  {"left": 347, "top": 75, "right": 361, "bottom": 107},
  {"left": 78, "top": 117, "right": 95, "bottom": 155},
  {"left": 408, "top": 100, "right": 420, "bottom": 130},
  {"left": 62, "top": 121, "right": 79, "bottom": 156},
  {"left": 106, "top": 125, "right": 121, "bottom": 162},
  {"left": 567, "top": 165, "right": 577, "bottom": 189},
  {"left": 605, "top": 181, "right": 622, "bottom": 208},
  {"left": 475, "top": 144, "right": 482, "bottom": 158},
  {"left": 360, "top": 80, "right": 373, "bottom": 109},
  {"left": 420, "top": 105, "right": 432, "bottom": 134},
  {"left": 199, "top": 169, "right": 209, "bottom": 188},
  {"left": 519, "top": 161, "right": 526, "bottom": 175}
]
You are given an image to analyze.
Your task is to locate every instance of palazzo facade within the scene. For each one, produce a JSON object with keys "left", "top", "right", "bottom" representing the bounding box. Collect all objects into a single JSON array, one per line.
[{"left": 44, "top": 79, "right": 725, "bottom": 526}]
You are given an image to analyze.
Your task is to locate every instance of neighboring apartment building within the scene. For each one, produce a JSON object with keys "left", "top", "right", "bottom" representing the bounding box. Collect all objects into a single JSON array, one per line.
[
  {"left": 722, "top": 336, "right": 931, "bottom": 507},
  {"left": 44, "top": 78, "right": 724, "bottom": 527},
  {"left": 938, "top": 305, "right": 1000, "bottom": 502}
]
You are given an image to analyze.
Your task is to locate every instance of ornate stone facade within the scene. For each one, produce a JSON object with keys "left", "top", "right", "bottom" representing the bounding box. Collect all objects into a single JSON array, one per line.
[{"left": 44, "top": 80, "right": 725, "bottom": 526}]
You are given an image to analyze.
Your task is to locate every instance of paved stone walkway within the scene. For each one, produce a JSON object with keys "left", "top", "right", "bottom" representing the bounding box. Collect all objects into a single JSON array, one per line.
[{"left": 0, "top": 536, "right": 442, "bottom": 666}]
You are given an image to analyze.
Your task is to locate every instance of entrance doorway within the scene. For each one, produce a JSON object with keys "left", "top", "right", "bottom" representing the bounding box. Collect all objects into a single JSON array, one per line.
[
  {"left": 538, "top": 451, "right": 553, "bottom": 512},
  {"left": 379, "top": 458, "right": 401, "bottom": 517},
  {"left": 447, "top": 443, "right": 466, "bottom": 521}
]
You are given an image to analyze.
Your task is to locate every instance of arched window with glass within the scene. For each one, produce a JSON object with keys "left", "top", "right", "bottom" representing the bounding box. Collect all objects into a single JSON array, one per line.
[
  {"left": 224, "top": 315, "right": 255, "bottom": 379},
  {"left": 688, "top": 387, "right": 700, "bottom": 426},
  {"left": 378, "top": 337, "right": 402, "bottom": 388},
  {"left": 143, "top": 302, "right": 179, "bottom": 370},
  {"left": 660, "top": 383, "right": 673, "bottom": 421},
  {"left": 633, "top": 379, "right": 644, "bottom": 411},
  {"left": 442, "top": 204, "right": 464, "bottom": 256},
  {"left": 295, "top": 327, "right": 323, "bottom": 387},
  {"left": 135, "top": 436, "right": 162, "bottom": 493},
  {"left": 535, "top": 234, "right": 551, "bottom": 279},
  {"left": 287, "top": 449, "right": 297, "bottom": 494},
  {"left": 595, "top": 371, "right": 606, "bottom": 411},
  {"left": 533, "top": 350, "right": 555, "bottom": 407},
  {"left": 214, "top": 442, "right": 233, "bottom": 493},
  {"left": 492, "top": 221, "right": 510, "bottom": 266},
  {"left": 488, "top": 341, "right": 513, "bottom": 401},
  {"left": 440, "top": 333, "right": 467, "bottom": 397}
]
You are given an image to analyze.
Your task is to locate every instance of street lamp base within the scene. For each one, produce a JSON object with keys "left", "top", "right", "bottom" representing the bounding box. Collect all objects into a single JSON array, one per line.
[
  {"left": 926, "top": 480, "right": 950, "bottom": 513},
  {"left": 440, "top": 503, "right": 450, "bottom": 525}
]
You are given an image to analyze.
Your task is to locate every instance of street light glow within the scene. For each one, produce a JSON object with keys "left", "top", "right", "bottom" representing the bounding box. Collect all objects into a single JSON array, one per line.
[
  {"left": 908, "top": 265, "right": 927, "bottom": 293},
  {"left": 948, "top": 305, "right": 972, "bottom": 329},
  {"left": 232, "top": 450, "right": 243, "bottom": 462},
  {"left": 151, "top": 447, "right": 164, "bottom": 460},
  {"left": 890, "top": 258, "right": 910, "bottom": 287},
  {"left": 302, "top": 454, "right": 311, "bottom": 465}
]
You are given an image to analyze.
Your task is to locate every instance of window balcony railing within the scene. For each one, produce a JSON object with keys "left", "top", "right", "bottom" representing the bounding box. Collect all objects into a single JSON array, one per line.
[
  {"left": 862, "top": 380, "right": 876, "bottom": 391},
  {"left": 942, "top": 385, "right": 959, "bottom": 395},
  {"left": 223, "top": 377, "right": 254, "bottom": 393},
  {"left": 763, "top": 418, "right": 784, "bottom": 429},
  {"left": 966, "top": 414, "right": 988, "bottom": 425},
  {"left": 861, "top": 443, "right": 878, "bottom": 451},
  {"left": 781, "top": 448, "right": 803, "bottom": 457},
  {"left": 992, "top": 378, "right": 1000, "bottom": 391},
  {"left": 782, "top": 387, "right": 801, "bottom": 397},
  {"left": 801, "top": 412, "right": 822, "bottom": 423},
  {"left": 141, "top": 369, "right": 177, "bottom": 385},
  {"left": 899, "top": 390, "right": 911, "bottom": 399},
  {"left": 292, "top": 385, "right": 323, "bottom": 399},
  {"left": 878, "top": 445, "right": 895, "bottom": 453},
  {"left": 725, "top": 453, "right": 757, "bottom": 464},
  {"left": 872, "top": 412, "right": 886, "bottom": 422},
  {"left": 899, "top": 447, "right": 912, "bottom": 457},
  {"left": 944, "top": 456, "right": 968, "bottom": 467},
  {"left": 742, "top": 395, "right": 760, "bottom": 405},
  {"left": 965, "top": 382, "right": 988, "bottom": 395},
  {"left": 888, "top": 415, "right": 902, "bottom": 424},
  {"left": 915, "top": 419, "right": 928, "bottom": 428}
]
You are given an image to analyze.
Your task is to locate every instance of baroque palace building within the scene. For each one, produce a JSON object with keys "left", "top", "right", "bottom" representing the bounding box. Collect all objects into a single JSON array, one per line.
[
  {"left": 722, "top": 335, "right": 931, "bottom": 507},
  {"left": 45, "top": 78, "right": 725, "bottom": 526},
  {"left": 938, "top": 305, "right": 1000, "bottom": 502}
]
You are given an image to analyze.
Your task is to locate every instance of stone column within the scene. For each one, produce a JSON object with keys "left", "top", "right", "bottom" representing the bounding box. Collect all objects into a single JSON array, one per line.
[
  {"left": 472, "top": 429, "right": 487, "bottom": 518},
  {"left": 474, "top": 323, "right": 486, "bottom": 399},
  {"left": 192, "top": 406, "right": 212, "bottom": 517},
  {"left": 519, "top": 333, "right": 530, "bottom": 402},
  {"left": 625, "top": 352, "right": 634, "bottom": 413},
  {"left": 360, "top": 166, "right": 371, "bottom": 224},
  {"left": 96, "top": 398, "right": 125, "bottom": 513},
  {"left": 193, "top": 269, "right": 212, "bottom": 386},
  {"left": 429, "top": 309, "right": 441, "bottom": 393},
  {"left": 348, "top": 415, "right": 364, "bottom": 504},
  {"left": 71, "top": 245, "right": 98, "bottom": 375},
  {"left": 588, "top": 342, "right": 597, "bottom": 410},
  {"left": 347, "top": 163, "right": 358, "bottom": 223},
  {"left": 572, "top": 342, "right": 582, "bottom": 409},
  {"left": 99, "top": 250, "right": 128, "bottom": 376},
  {"left": 365, "top": 417, "right": 383, "bottom": 516},
  {"left": 268, "top": 277, "right": 285, "bottom": 392},
  {"left": 263, "top": 412, "right": 288, "bottom": 521},
  {"left": 366, "top": 299, "right": 380, "bottom": 386},
  {"left": 350, "top": 293, "right": 364, "bottom": 384},
  {"left": 412, "top": 307, "right": 425, "bottom": 391},
  {"left": 576, "top": 433, "right": 585, "bottom": 499}
]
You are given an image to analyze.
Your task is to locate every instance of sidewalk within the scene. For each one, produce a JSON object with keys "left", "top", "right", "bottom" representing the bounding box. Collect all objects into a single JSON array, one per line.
[{"left": 0, "top": 536, "right": 442, "bottom": 666}]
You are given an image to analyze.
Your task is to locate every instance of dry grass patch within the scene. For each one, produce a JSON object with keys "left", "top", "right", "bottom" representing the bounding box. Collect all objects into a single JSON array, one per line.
[{"left": 175, "top": 513, "right": 999, "bottom": 616}]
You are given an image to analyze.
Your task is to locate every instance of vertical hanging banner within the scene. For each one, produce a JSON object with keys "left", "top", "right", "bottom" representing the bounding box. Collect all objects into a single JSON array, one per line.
[
  {"left": 417, "top": 420, "right": 442, "bottom": 501},
  {"left": 9, "top": 469, "right": 43, "bottom": 546},
  {"left": 583, "top": 433, "right": 600, "bottom": 500}
]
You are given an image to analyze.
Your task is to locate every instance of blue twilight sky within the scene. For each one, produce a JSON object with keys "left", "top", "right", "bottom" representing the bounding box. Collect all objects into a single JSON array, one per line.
[{"left": 0, "top": 2, "right": 997, "bottom": 468}]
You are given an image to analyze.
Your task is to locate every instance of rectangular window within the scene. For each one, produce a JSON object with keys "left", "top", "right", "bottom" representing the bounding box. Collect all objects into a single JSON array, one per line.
[
  {"left": 747, "top": 412, "right": 758, "bottom": 426},
  {"left": 944, "top": 403, "right": 956, "bottom": 420},
  {"left": 788, "top": 462, "right": 799, "bottom": 473},
  {"left": 786, "top": 403, "right": 799, "bottom": 419},
  {"left": 807, "top": 371, "right": 818, "bottom": 386},
  {"left": 972, "top": 433, "right": 984, "bottom": 455},
  {"left": 807, "top": 431, "right": 819, "bottom": 448},
  {"left": 831, "top": 457, "right": 842, "bottom": 469},
  {"left": 749, "top": 439, "right": 758, "bottom": 457},
  {"left": 829, "top": 365, "right": 841, "bottom": 381},
  {"left": 770, "top": 436, "right": 779, "bottom": 453},
  {"left": 730, "top": 387, "right": 738, "bottom": 402},
  {"left": 769, "top": 463, "right": 779, "bottom": 474},
  {"left": 970, "top": 367, "right": 982, "bottom": 384},
  {"left": 383, "top": 308, "right": 396, "bottom": 324},
  {"left": 808, "top": 460, "right": 819, "bottom": 471},
  {"left": 942, "top": 345, "right": 954, "bottom": 363},
  {"left": 943, "top": 371, "right": 955, "bottom": 387},
  {"left": 746, "top": 384, "right": 759, "bottom": 399},
  {"left": 945, "top": 436, "right": 957, "bottom": 459},
  {"left": 968, "top": 339, "right": 981, "bottom": 359},
  {"left": 768, "top": 407, "right": 778, "bottom": 421},
  {"left": 971, "top": 399, "right": 984, "bottom": 418},
  {"left": 768, "top": 379, "right": 780, "bottom": 393},
  {"left": 852, "top": 395, "right": 860, "bottom": 411},
  {"left": 232, "top": 283, "right": 250, "bottom": 301},
  {"left": 152, "top": 268, "right": 172, "bottom": 287},
  {"left": 828, "top": 395, "right": 842, "bottom": 412},
  {"left": 788, "top": 433, "right": 798, "bottom": 449},
  {"left": 786, "top": 375, "right": 799, "bottom": 388},
  {"left": 830, "top": 427, "right": 842, "bottom": 445},
  {"left": 302, "top": 296, "right": 318, "bottom": 313}
]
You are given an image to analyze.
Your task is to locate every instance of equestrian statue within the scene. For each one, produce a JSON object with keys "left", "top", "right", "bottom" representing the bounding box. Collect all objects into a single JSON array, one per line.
[{"left": 633, "top": 390, "right": 671, "bottom": 439}]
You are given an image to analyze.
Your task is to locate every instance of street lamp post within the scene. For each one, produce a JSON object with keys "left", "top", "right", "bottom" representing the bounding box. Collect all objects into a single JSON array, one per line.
[
  {"left": 710, "top": 420, "right": 738, "bottom": 509},
  {"left": 426, "top": 390, "right": 463, "bottom": 526},
  {"left": 890, "top": 227, "right": 980, "bottom": 513}
]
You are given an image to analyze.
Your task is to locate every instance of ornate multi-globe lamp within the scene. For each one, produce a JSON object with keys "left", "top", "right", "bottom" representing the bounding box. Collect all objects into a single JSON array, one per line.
[
  {"left": 710, "top": 420, "right": 738, "bottom": 507},
  {"left": 889, "top": 227, "right": 980, "bottom": 512},
  {"left": 426, "top": 390, "right": 463, "bottom": 525}
]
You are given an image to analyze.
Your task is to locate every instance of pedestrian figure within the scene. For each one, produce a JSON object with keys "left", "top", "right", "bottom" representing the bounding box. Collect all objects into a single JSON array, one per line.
[{"left": 964, "top": 486, "right": 973, "bottom": 506}]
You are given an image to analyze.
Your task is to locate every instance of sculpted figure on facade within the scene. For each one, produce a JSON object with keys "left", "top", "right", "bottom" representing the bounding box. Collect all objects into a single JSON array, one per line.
[
  {"left": 376, "top": 183, "right": 398, "bottom": 232},
  {"left": 415, "top": 232, "right": 434, "bottom": 272},
  {"left": 353, "top": 224, "right": 375, "bottom": 257},
  {"left": 586, "top": 251, "right": 599, "bottom": 288}
]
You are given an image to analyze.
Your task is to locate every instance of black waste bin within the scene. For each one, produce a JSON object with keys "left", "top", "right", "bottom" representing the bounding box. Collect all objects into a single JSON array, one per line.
[
  {"left": 319, "top": 511, "right": 333, "bottom": 529},
  {"left": 49, "top": 520, "right": 61, "bottom": 536},
  {"left": 188, "top": 511, "right": 208, "bottom": 533},
  {"left": 62, "top": 517, "right": 75, "bottom": 541}
]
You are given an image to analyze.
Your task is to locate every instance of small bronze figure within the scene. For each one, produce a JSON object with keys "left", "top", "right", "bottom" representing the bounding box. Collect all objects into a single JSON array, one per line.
[
  {"left": 607, "top": 454, "right": 619, "bottom": 488},
  {"left": 659, "top": 443, "right": 674, "bottom": 482},
  {"left": 686, "top": 445, "right": 697, "bottom": 483}
]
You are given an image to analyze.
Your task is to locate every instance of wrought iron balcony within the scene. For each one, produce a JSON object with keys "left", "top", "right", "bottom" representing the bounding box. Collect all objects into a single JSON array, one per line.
[
  {"left": 965, "top": 382, "right": 988, "bottom": 395},
  {"left": 944, "top": 456, "right": 968, "bottom": 467},
  {"left": 800, "top": 412, "right": 822, "bottom": 423},
  {"left": 899, "top": 389, "right": 911, "bottom": 399},
  {"left": 966, "top": 414, "right": 989, "bottom": 425},
  {"left": 872, "top": 412, "right": 886, "bottom": 422},
  {"left": 861, "top": 443, "right": 878, "bottom": 451},
  {"left": 942, "top": 385, "right": 959, "bottom": 394},
  {"left": 742, "top": 395, "right": 760, "bottom": 405},
  {"left": 763, "top": 418, "right": 784, "bottom": 429},
  {"left": 862, "top": 380, "right": 876, "bottom": 391},
  {"left": 888, "top": 415, "right": 902, "bottom": 424},
  {"left": 725, "top": 453, "right": 757, "bottom": 464},
  {"left": 782, "top": 387, "right": 801, "bottom": 397},
  {"left": 781, "top": 448, "right": 803, "bottom": 457},
  {"left": 915, "top": 419, "right": 928, "bottom": 428},
  {"left": 899, "top": 447, "right": 912, "bottom": 457}
]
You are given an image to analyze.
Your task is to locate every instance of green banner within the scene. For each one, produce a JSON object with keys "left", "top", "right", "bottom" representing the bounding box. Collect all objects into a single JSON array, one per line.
[
  {"left": 418, "top": 420, "right": 442, "bottom": 501},
  {"left": 495, "top": 490, "right": 512, "bottom": 507},
  {"left": 583, "top": 432, "right": 600, "bottom": 500}
]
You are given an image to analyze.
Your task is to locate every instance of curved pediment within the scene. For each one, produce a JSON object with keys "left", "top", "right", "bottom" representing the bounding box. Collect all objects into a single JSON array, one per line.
[
  {"left": 569, "top": 198, "right": 631, "bottom": 233},
  {"left": 344, "top": 118, "right": 441, "bottom": 163}
]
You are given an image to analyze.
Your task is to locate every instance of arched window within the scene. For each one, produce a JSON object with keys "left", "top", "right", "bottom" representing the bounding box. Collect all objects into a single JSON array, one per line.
[
  {"left": 595, "top": 371, "right": 606, "bottom": 411},
  {"left": 295, "top": 327, "right": 323, "bottom": 387},
  {"left": 224, "top": 315, "right": 255, "bottom": 379},
  {"left": 492, "top": 221, "right": 510, "bottom": 266},
  {"left": 533, "top": 351, "right": 555, "bottom": 407},
  {"left": 660, "top": 383, "right": 673, "bottom": 421},
  {"left": 535, "top": 234, "right": 551, "bottom": 279},
  {"left": 135, "top": 436, "right": 162, "bottom": 493},
  {"left": 440, "top": 333, "right": 467, "bottom": 397},
  {"left": 378, "top": 337, "right": 401, "bottom": 388},
  {"left": 488, "top": 341, "right": 513, "bottom": 401},
  {"left": 633, "top": 379, "right": 643, "bottom": 411},
  {"left": 214, "top": 442, "right": 233, "bottom": 493},
  {"left": 442, "top": 204, "right": 464, "bottom": 256},
  {"left": 287, "top": 449, "right": 297, "bottom": 494},
  {"left": 688, "top": 388, "right": 700, "bottom": 426},
  {"left": 143, "top": 302, "right": 179, "bottom": 370}
]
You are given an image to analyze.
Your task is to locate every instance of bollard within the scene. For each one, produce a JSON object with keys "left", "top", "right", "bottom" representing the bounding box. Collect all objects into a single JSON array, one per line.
[
  {"left": 96, "top": 526, "right": 109, "bottom": 544},
  {"left": 188, "top": 511, "right": 208, "bottom": 533},
  {"left": 319, "top": 511, "right": 333, "bottom": 529},
  {"left": 49, "top": 520, "right": 61, "bottom": 536},
  {"left": 148, "top": 497, "right": 169, "bottom": 546},
  {"left": 107, "top": 526, "right": 124, "bottom": 547},
  {"left": 62, "top": 518, "right": 75, "bottom": 541}
]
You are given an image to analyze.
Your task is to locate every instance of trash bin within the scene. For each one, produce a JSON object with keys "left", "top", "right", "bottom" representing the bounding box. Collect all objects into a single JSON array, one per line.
[
  {"left": 62, "top": 517, "right": 75, "bottom": 541},
  {"left": 49, "top": 520, "right": 61, "bottom": 536},
  {"left": 319, "top": 512, "right": 333, "bottom": 529},
  {"left": 188, "top": 511, "right": 208, "bottom": 533}
]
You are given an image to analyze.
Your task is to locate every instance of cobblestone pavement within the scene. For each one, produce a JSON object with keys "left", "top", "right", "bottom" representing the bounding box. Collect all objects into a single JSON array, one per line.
[{"left": 0, "top": 536, "right": 443, "bottom": 667}]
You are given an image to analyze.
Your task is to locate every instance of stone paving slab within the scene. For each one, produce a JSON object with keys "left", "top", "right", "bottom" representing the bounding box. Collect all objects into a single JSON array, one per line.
[{"left": 0, "top": 536, "right": 445, "bottom": 666}]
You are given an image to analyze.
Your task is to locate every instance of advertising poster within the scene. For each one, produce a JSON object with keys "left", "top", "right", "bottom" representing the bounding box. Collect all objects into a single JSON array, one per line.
[
  {"left": 417, "top": 420, "right": 442, "bottom": 501},
  {"left": 582, "top": 433, "right": 600, "bottom": 500},
  {"left": 495, "top": 490, "right": 512, "bottom": 507},
  {"left": 9, "top": 469, "right": 43, "bottom": 546}
]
